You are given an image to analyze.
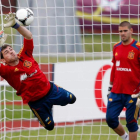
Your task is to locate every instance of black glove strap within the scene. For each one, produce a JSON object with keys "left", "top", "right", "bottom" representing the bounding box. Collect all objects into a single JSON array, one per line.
[
  {"left": 108, "top": 86, "right": 112, "bottom": 91},
  {"left": 12, "top": 23, "right": 20, "bottom": 29}
]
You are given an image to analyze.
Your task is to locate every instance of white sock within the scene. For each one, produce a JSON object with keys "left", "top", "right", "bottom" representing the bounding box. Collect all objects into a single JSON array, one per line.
[{"left": 120, "top": 132, "right": 129, "bottom": 140}]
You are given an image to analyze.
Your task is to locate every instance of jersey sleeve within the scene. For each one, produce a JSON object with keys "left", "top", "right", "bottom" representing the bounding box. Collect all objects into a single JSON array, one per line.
[
  {"left": 0, "top": 64, "right": 9, "bottom": 77},
  {"left": 134, "top": 42, "right": 140, "bottom": 62},
  {"left": 112, "top": 46, "right": 116, "bottom": 63},
  {"left": 110, "top": 64, "right": 115, "bottom": 83},
  {"left": 112, "top": 42, "right": 121, "bottom": 63},
  {"left": 110, "top": 44, "right": 116, "bottom": 82},
  {"left": 137, "top": 43, "right": 140, "bottom": 61},
  {"left": 18, "top": 38, "right": 34, "bottom": 58}
]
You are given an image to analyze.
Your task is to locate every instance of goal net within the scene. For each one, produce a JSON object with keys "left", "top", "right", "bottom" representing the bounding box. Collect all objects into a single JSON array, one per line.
[{"left": 0, "top": 0, "right": 140, "bottom": 140}]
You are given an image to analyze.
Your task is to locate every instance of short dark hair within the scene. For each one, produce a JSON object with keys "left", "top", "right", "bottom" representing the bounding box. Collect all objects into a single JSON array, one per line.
[
  {"left": 119, "top": 21, "right": 132, "bottom": 29},
  {"left": 0, "top": 44, "right": 12, "bottom": 59}
]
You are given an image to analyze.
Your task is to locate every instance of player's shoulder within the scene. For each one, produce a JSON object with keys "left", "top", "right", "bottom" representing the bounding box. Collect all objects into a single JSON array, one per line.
[
  {"left": 0, "top": 62, "right": 7, "bottom": 67},
  {"left": 113, "top": 41, "right": 122, "bottom": 49},
  {"left": 131, "top": 40, "right": 140, "bottom": 50},
  {"left": 0, "top": 62, "right": 10, "bottom": 70},
  {"left": 18, "top": 46, "right": 24, "bottom": 57},
  {"left": 135, "top": 41, "right": 140, "bottom": 47}
]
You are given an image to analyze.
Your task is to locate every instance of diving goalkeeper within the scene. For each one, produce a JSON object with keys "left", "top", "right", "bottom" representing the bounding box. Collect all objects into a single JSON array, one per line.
[{"left": 0, "top": 12, "right": 76, "bottom": 131}]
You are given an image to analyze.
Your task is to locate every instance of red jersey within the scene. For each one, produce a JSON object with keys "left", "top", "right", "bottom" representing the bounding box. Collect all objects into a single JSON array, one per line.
[
  {"left": 0, "top": 38, "right": 51, "bottom": 103},
  {"left": 111, "top": 39, "right": 140, "bottom": 95}
]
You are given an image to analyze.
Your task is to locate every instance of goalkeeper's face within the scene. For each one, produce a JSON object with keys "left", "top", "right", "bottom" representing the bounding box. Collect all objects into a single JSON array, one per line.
[
  {"left": 1, "top": 46, "right": 18, "bottom": 63},
  {"left": 119, "top": 26, "right": 133, "bottom": 43}
]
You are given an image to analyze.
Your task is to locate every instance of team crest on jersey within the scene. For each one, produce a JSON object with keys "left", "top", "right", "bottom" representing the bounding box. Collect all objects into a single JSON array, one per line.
[
  {"left": 128, "top": 51, "right": 135, "bottom": 59},
  {"left": 23, "top": 60, "right": 32, "bottom": 68}
]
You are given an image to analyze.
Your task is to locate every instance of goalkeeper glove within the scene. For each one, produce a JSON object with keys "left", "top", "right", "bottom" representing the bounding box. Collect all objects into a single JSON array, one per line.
[
  {"left": 131, "top": 93, "right": 140, "bottom": 108},
  {"left": 0, "top": 31, "right": 8, "bottom": 47},
  {"left": 4, "top": 12, "right": 20, "bottom": 29},
  {"left": 107, "top": 85, "right": 113, "bottom": 98}
]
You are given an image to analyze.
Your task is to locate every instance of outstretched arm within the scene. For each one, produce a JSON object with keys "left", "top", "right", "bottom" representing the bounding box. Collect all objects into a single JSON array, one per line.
[
  {"left": 16, "top": 26, "right": 32, "bottom": 40},
  {"left": 4, "top": 12, "right": 32, "bottom": 40}
]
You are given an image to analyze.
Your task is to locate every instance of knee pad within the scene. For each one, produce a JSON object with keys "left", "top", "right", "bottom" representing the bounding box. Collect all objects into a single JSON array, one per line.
[
  {"left": 45, "top": 121, "right": 54, "bottom": 131},
  {"left": 69, "top": 94, "right": 76, "bottom": 104},
  {"left": 126, "top": 121, "right": 138, "bottom": 132},
  {"left": 43, "top": 116, "right": 54, "bottom": 131},
  {"left": 106, "top": 115, "right": 119, "bottom": 129}
]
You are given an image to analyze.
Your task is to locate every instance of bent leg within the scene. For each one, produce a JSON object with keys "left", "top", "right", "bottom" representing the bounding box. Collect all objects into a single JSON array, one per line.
[
  {"left": 68, "top": 93, "right": 76, "bottom": 104},
  {"left": 30, "top": 107, "right": 54, "bottom": 131},
  {"left": 113, "top": 123, "right": 126, "bottom": 136},
  {"left": 129, "top": 132, "right": 138, "bottom": 140},
  {"left": 49, "top": 83, "right": 76, "bottom": 106},
  {"left": 125, "top": 95, "right": 139, "bottom": 140},
  {"left": 106, "top": 93, "right": 125, "bottom": 136},
  {"left": 28, "top": 100, "right": 54, "bottom": 131}
]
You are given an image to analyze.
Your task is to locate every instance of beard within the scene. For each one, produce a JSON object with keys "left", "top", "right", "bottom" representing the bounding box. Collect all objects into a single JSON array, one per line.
[
  {"left": 8, "top": 56, "right": 18, "bottom": 64},
  {"left": 121, "top": 38, "right": 128, "bottom": 42},
  {"left": 121, "top": 36, "right": 129, "bottom": 43}
]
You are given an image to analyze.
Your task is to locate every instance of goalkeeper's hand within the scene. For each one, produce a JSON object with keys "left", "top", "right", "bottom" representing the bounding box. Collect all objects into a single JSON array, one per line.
[
  {"left": 131, "top": 93, "right": 140, "bottom": 108},
  {"left": 0, "top": 31, "right": 8, "bottom": 47},
  {"left": 107, "top": 85, "right": 113, "bottom": 99},
  {"left": 4, "top": 12, "right": 16, "bottom": 28}
]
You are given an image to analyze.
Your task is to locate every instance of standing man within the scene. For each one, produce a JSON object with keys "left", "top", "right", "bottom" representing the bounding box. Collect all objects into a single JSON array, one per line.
[
  {"left": 106, "top": 21, "right": 140, "bottom": 140},
  {"left": 0, "top": 12, "right": 76, "bottom": 131}
]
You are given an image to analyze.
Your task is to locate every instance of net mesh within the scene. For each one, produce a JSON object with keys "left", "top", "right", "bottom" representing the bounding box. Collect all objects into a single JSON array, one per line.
[{"left": 0, "top": 0, "right": 140, "bottom": 140}]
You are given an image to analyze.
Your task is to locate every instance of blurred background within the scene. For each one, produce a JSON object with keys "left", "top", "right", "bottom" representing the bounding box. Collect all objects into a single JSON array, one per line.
[
  {"left": 0, "top": 0, "right": 140, "bottom": 140},
  {"left": 1, "top": 0, "right": 140, "bottom": 62}
]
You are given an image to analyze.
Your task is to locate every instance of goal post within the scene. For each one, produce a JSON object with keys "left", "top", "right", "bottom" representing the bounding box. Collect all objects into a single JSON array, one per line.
[{"left": 0, "top": 0, "right": 140, "bottom": 140}]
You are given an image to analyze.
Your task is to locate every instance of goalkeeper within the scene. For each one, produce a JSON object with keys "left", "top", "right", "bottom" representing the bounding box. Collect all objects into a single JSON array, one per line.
[
  {"left": 0, "top": 12, "right": 76, "bottom": 131},
  {"left": 106, "top": 21, "right": 140, "bottom": 140}
]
